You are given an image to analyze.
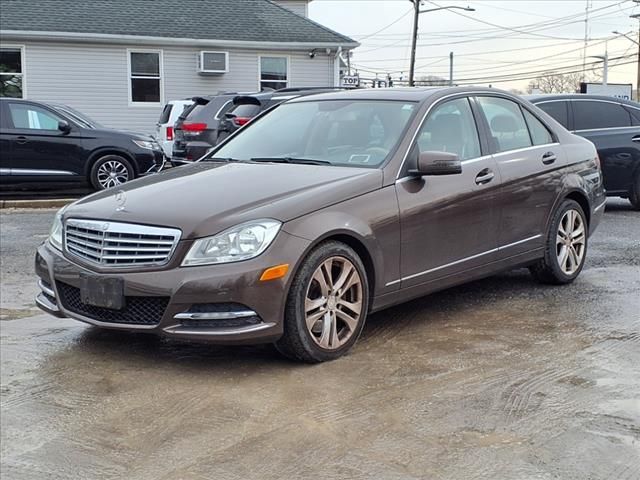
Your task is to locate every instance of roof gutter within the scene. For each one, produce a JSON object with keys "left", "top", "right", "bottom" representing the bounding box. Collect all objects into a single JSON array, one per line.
[{"left": 0, "top": 30, "right": 360, "bottom": 50}]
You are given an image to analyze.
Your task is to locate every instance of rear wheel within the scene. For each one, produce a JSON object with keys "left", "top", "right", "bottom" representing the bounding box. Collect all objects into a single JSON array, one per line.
[
  {"left": 275, "top": 241, "right": 369, "bottom": 363},
  {"left": 530, "top": 199, "right": 588, "bottom": 285},
  {"left": 629, "top": 172, "right": 640, "bottom": 210},
  {"left": 90, "top": 155, "right": 134, "bottom": 190}
]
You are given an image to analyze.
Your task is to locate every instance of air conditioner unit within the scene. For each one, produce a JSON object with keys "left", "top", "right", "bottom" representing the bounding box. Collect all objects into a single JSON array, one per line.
[{"left": 198, "top": 51, "right": 228, "bottom": 74}]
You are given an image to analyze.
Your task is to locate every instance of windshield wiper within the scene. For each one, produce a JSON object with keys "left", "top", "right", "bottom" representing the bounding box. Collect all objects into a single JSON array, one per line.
[
  {"left": 204, "top": 157, "right": 245, "bottom": 163},
  {"left": 250, "top": 157, "right": 332, "bottom": 166}
]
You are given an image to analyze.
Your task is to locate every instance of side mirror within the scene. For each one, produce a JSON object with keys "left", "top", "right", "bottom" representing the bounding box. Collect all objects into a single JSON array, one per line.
[
  {"left": 409, "top": 151, "right": 462, "bottom": 176},
  {"left": 58, "top": 120, "right": 71, "bottom": 134}
]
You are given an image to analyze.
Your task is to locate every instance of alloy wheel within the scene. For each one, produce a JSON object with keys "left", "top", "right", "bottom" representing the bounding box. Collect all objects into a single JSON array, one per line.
[
  {"left": 96, "top": 160, "right": 129, "bottom": 189},
  {"left": 556, "top": 209, "right": 586, "bottom": 275},
  {"left": 305, "top": 256, "right": 364, "bottom": 350}
]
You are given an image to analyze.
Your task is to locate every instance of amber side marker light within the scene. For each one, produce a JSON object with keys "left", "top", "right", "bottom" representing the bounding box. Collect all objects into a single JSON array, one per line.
[{"left": 260, "top": 264, "right": 289, "bottom": 281}]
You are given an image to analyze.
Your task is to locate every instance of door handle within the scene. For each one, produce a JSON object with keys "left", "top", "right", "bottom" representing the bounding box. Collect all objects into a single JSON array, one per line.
[
  {"left": 475, "top": 168, "right": 494, "bottom": 185},
  {"left": 14, "top": 136, "right": 28, "bottom": 145},
  {"left": 632, "top": 135, "right": 640, "bottom": 143},
  {"left": 542, "top": 152, "right": 556, "bottom": 165}
]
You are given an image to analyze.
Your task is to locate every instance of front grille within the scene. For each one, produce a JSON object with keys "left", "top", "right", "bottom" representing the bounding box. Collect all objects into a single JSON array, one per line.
[
  {"left": 65, "top": 219, "right": 180, "bottom": 268},
  {"left": 57, "top": 281, "right": 169, "bottom": 325}
]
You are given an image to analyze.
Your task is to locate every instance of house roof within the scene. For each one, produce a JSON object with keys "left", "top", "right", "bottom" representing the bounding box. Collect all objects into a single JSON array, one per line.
[{"left": 0, "top": 0, "right": 357, "bottom": 48}]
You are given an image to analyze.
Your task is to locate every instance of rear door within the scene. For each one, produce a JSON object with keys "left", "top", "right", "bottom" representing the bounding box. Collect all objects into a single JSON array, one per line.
[
  {"left": 395, "top": 96, "right": 502, "bottom": 288},
  {"left": 4, "top": 101, "right": 85, "bottom": 181},
  {"left": 475, "top": 95, "right": 566, "bottom": 258},
  {"left": 570, "top": 99, "right": 639, "bottom": 196}
]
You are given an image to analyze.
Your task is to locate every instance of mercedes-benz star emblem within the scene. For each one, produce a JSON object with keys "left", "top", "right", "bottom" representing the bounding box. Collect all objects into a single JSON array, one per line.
[{"left": 115, "top": 190, "right": 127, "bottom": 212}]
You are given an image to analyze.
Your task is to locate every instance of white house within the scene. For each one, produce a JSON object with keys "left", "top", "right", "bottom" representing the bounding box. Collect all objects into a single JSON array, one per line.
[{"left": 0, "top": 0, "right": 358, "bottom": 133}]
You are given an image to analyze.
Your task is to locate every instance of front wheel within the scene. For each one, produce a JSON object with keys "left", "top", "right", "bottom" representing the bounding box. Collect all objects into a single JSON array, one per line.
[
  {"left": 275, "top": 241, "right": 369, "bottom": 363},
  {"left": 530, "top": 199, "right": 588, "bottom": 285},
  {"left": 90, "top": 155, "right": 134, "bottom": 190}
]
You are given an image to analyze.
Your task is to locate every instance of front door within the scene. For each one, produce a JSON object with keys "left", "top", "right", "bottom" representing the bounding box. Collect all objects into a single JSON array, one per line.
[
  {"left": 396, "top": 96, "right": 501, "bottom": 289},
  {"left": 4, "top": 101, "right": 84, "bottom": 182}
]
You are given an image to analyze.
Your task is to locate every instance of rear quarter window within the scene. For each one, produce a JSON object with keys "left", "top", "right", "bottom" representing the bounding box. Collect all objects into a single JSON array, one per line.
[
  {"left": 229, "top": 104, "right": 261, "bottom": 118},
  {"left": 158, "top": 104, "right": 172, "bottom": 124},
  {"left": 573, "top": 101, "right": 631, "bottom": 130}
]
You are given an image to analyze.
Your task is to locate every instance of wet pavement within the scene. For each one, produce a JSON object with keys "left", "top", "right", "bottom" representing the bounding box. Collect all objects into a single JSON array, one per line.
[{"left": 1, "top": 200, "right": 639, "bottom": 479}]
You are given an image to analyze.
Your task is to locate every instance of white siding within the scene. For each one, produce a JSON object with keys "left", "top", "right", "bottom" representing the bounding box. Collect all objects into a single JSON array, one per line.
[
  {"left": 20, "top": 41, "right": 334, "bottom": 134},
  {"left": 272, "top": 1, "right": 309, "bottom": 17}
]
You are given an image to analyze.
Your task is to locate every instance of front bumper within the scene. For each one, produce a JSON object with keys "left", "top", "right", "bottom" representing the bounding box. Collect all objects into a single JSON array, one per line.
[{"left": 35, "top": 231, "right": 311, "bottom": 345}]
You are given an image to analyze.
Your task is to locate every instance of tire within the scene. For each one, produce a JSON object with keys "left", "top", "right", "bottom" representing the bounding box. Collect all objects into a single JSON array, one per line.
[
  {"left": 530, "top": 199, "right": 588, "bottom": 285},
  {"left": 89, "top": 155, "right": 134, "bottom": 190},
  {"left": 629, "top": 173, "right": 640, "bottom": 210},
  {"left": 275, "top": 241, "right": 370, "bottom": 363}
]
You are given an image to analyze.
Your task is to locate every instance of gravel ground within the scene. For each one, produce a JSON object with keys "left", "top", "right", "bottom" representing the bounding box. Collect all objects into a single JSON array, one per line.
[{"left": 1, "top": 199, "right": 639, "bottom": 479}]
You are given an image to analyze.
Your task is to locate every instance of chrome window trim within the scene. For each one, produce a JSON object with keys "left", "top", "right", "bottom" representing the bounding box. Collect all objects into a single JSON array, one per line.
[
  {"left": 574, "top": 126, "right": 639, "bottom": 133},
  {"left": 491, "top": 142, "right": 561, "bottom": 159},
  {"left": 64, "top": 218, "right": 182, "bottom": 268},
  {"left": 385, "top": 234, "right": 542, "bottom": 286}
]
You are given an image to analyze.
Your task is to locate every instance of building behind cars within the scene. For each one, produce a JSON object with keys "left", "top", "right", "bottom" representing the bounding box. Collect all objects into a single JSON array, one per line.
[
  {"left": 0, "top": 0, "right": 358, "bottom": 134},
  {"left": 528, "top": 94, "right": 640, "bottom": 209}
]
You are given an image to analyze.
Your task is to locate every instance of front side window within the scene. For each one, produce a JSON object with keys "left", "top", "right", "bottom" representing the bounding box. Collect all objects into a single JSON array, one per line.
[
  {"left": 0, "top": 47, "right": 24, "bottom": 98},
  {"left": 573, "top": 101, "right": 631, "bottom": 130},
  {"left": 523, "top": 109, "right": 553, "bottom": 145},
  {"left": 129, "top": 51, "right": 162, "bottom": 104},
  {"left": 211, "top": 100, "right": 417, "bottom": 168},
  {"left": 478, "top": 96, "right": 532, "bottom": 153},
  {"left": 8, "top": 103, "right": 62, "bottom": 130},
  {"left": 260, "top": 57, "right": 287, "bottom": 91},
  {"left": 416, "top": 97, "right": 481, "bottom": 161},
  {"left": 536, "top": 101, "right": 569, "bottom": 129}
]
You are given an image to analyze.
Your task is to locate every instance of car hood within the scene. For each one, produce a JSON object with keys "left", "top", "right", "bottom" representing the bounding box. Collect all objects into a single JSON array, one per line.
[{"left": 65, "top": 162, "right": 383, "bottom": 239}]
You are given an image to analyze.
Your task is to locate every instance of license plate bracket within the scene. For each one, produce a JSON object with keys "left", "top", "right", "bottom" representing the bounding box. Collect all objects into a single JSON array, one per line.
[{"left": 80, "top": 274, "right": 125, "bottom": 310}]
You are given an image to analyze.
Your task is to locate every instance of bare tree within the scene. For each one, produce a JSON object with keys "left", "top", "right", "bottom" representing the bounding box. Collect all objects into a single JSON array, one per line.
[
  {"left": 527, "top": 72, "right": 584, "bottom": 94},
  {"left": 415, "top": 75, "right": 448, "bottom": 86}
]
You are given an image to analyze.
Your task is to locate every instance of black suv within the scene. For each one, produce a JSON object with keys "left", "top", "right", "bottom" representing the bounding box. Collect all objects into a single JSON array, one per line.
[
  {"left": 528, "top": 94, "right": 640, "bottom": 209},
  {"left": 0, "top": 98, "right": 163, "bottom": 190},
  {"left": 171, "top": 87, "right": 345, "bottom": 165}
]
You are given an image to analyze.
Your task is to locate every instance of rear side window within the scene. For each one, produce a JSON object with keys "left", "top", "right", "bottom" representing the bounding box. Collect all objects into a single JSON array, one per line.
[
  {"left": 573, "top": 101, "right": 631, "bottom": 130},
  {"left": 536, "top": 101, "right": 569, "bottom": 129},
  {"left": 624, "top": 106, "right": 640, "bottom": 126},
  {"left": 523, "top": 109, "right": 553, "bottom": 145},
  {"left": 158, "top": 104, "right": 172, "bottom": 124},
  {"left": 477, "top": 96, "right": 532, "bottom": 153}
]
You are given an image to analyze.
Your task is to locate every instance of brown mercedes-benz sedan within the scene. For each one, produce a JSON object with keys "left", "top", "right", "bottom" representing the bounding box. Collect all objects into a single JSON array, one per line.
[{"left": 35, "top": 87, "right": 605, "bottom": 362}]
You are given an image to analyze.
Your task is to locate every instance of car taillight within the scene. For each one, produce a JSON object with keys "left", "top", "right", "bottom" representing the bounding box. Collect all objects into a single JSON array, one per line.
[
  {"left": 182, "top": 122, "right": 208, "bottom": 133},
  {"left": 166, "top": 126, "right": 173, "bottom": 140},
  {"left": 233, "top": 117, "right": 251, "bottom": 127},
  {"left": 595, "top": 153, "right": 601, "bottom": 169}
]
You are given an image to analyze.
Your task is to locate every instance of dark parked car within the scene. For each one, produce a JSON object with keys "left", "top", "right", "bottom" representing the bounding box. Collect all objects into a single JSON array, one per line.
[
  {"left": 171, "top": 93, "right": 245, "bottom": 165},
  {"left": 528, "top": 94, "right": 640, "bottom": 209},
  {"left": 35, "top": 87, "right": 604, "bottom": 362},
  {"left": 0, "top": 98, "right": 163, "bottom": 190}
]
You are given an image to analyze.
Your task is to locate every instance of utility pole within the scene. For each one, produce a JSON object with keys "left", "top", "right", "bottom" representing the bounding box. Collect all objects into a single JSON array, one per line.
[
  {"left": 632, "top": 12, "right": 640, "bottom": 100},
  {"left": 449, "top": 51, "right": 454, "bottom": 86},
  {"left": 408, "top": 2, "right": 475, "bottom": 87}
]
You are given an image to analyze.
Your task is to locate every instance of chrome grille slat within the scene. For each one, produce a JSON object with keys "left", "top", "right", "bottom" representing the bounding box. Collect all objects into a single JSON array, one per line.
[{"left": 64, "top": 219, "right": 181, "bottom": 268}]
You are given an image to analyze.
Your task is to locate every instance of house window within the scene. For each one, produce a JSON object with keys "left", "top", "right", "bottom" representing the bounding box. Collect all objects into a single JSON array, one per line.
[
  {"left": 0, "top": 47, "right": 24, "bottom": 98},
  {"left": 129, "top": 50, "right": 162, "bottom": 104},
  {"left": 260, "top": 57, "right": 288, "bottom": 91}
]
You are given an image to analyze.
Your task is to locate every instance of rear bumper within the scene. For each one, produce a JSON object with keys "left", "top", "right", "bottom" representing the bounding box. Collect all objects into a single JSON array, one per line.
[
  {"left": 34, "top": 232, "right": 311, "bottom": 345},
  {"left": 172, "top": 142, "right": 213, "bottom": 165},
  {"left": 590, "top": 197, "right": 606, "bottom": 235}
]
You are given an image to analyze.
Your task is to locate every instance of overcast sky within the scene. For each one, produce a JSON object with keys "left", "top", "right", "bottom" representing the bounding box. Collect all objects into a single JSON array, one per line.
[{"left": 308, "top": 0, "right": 637, "bottom": 91}]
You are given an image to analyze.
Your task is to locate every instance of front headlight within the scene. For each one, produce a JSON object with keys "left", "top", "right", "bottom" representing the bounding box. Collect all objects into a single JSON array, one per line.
[
  {"left": 49, "top": 207, "right": 66, "bottom": 250},
  {"left": 182, "top": 220, "right": 281, "bottom": 266},
  {"left": 133, "top": 139, "right": 160, "bottom": 150}
]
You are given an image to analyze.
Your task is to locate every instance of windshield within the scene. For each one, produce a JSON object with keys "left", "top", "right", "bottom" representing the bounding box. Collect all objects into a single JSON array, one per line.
[
  {"left": 209, "top": 100, "right": 417, "bottom": 168},
  {"left": 52, "top": 105, "right": 102, "bottom": 129}
]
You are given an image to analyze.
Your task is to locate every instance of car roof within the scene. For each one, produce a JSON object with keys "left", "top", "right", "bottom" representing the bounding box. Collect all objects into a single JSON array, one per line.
[
  {"left": 286, "top": 86, "right": 517, "bottom": 104},
  {"left": 525, "top": 93, "right": 640, "bottom": 107}
]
